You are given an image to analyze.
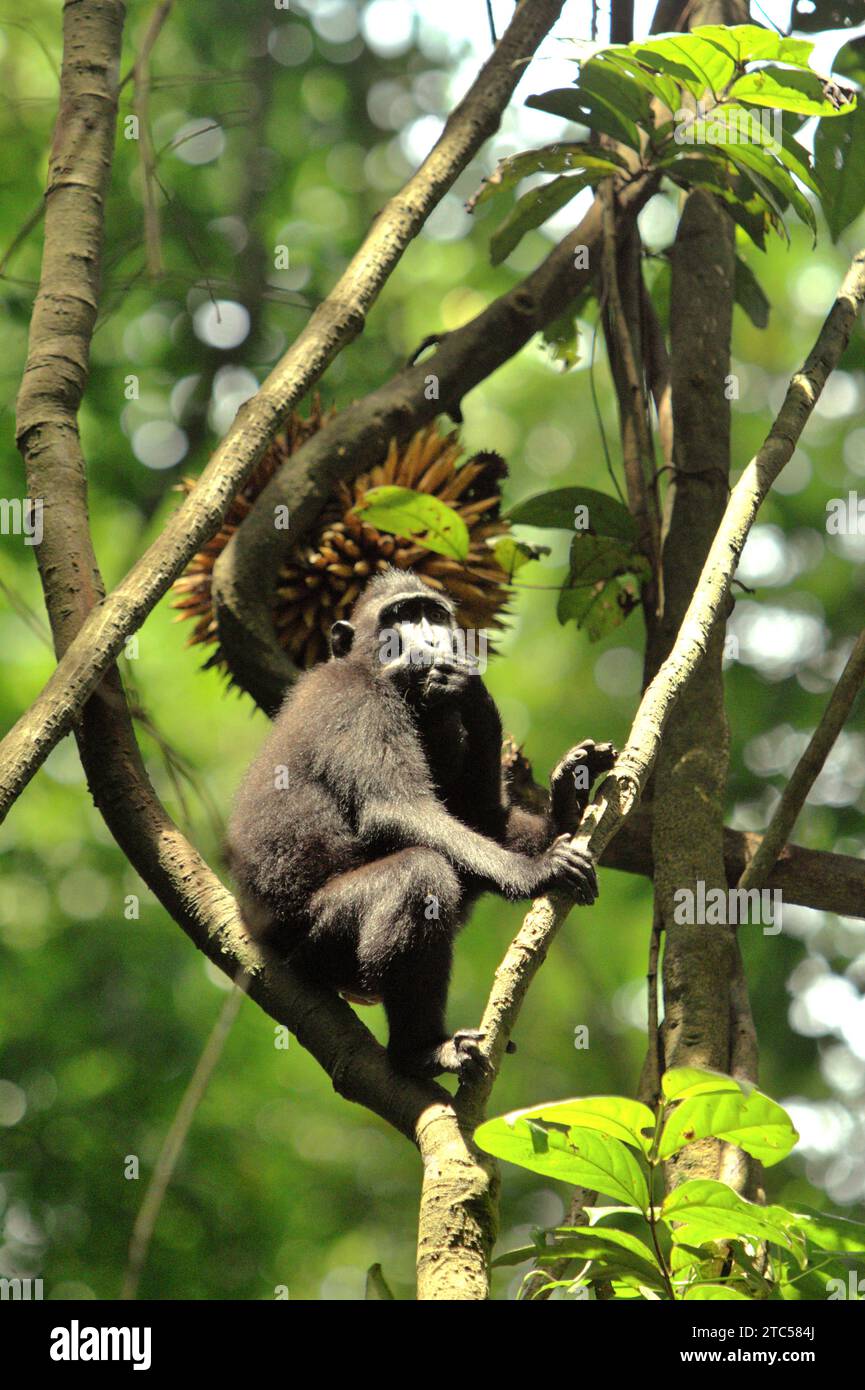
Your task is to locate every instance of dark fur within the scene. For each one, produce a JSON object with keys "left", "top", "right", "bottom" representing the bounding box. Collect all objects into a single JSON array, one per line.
[{"left": 227, "top": 568, "right": 612, "bottom": 1077}]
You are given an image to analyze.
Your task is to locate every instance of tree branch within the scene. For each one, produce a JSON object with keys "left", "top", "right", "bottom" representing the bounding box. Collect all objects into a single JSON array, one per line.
[
  {"left": 602, "top": 809, "right": 865, "bottom": 919},
  {"left": 600, "top": 182, "right": 661, "bottom": 582},
  {"left": 121, "top": 979, "right": 245, "bottom": 1300},
  {"left": 131, "top": 1, "right": 175, "bottom": 280},
  {"left": 649, "top": 184, "right": 739, "bottom": 1173},
  {"left": 738, "top": 628, "right": 865, "bottom": 892}
]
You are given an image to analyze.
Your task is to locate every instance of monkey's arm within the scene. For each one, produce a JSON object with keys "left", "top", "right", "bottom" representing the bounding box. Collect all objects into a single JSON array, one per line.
[
  {"left": 358, "top": 795, "right": 597, "bottom": 904},
  {"left": 502, "top": 805, "right": 552, "bottom": 855},
  {"left": 455, "top": 676, "right": 547, "bottom": 851},
  {"left": 458, "top": 680, "right": 614, "bottom": 850}
]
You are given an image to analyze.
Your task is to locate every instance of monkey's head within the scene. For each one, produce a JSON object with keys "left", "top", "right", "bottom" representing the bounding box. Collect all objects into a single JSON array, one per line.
[{"left": 330, "top": 568, "right": 480, "bottom": 706}]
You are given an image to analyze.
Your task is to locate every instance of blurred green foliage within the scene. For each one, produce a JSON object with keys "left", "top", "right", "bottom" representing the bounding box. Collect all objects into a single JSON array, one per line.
[{"left": 1, "top": 1, "right": 864, "bottom": 1301}]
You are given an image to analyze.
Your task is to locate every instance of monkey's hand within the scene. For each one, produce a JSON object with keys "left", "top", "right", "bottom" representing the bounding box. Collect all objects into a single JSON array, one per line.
[
  {"left": 421, "top": 658, "right": 478, "bottom": 706},
  {"left": 550, "top": 739, "right": 617, "bottom": 833},
  {"left": 535, "top": 835, "right": 598, "bottom": 905}
]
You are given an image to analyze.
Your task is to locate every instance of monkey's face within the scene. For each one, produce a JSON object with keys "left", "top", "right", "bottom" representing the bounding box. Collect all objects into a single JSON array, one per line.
[{"left": 375, "top": 594, "right": 476, "bottom": 706}]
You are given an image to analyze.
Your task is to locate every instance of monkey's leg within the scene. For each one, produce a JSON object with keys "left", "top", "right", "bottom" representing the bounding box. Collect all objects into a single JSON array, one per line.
[{"left": 308, "top": 848, "right": 481, "bottom": 1078}]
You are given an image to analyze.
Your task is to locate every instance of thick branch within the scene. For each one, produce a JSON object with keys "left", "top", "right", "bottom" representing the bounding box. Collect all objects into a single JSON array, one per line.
[
  {"left": 0, "top": 0, "right": 566, "bottom": 820},
  {"left": 650, "top": 186, "right": 738, "bottom": 1152},
  {"left": 602, "top": 809, "right": 865, "bottom": 919}
]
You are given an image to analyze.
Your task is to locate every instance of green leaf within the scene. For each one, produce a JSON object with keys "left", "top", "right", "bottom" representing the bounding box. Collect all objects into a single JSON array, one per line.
[
  {"left": 717, "top": 139, "right": 806, "bottom": 216},
  {"left": 475, "top": 1115, "right": 650, "bottom": 1209},
  {"left": 693, "top": 23, "right": 814, "bottom": 68},
  {"left": 734, "top": 254, "right": 770, "bottom": 327},
  {"left": 734, "top": 145, "right": 812, "bottom": 233},
  {"left": 723, "top": 139, "right": 817, "bottom": 236},
  {"left": 490, "top": 1244, "right": 540, "bottom": 1268},
  {"left": 662, "top": 111, "right": 816, "bottom": 234},
  {"left": 646, "top": 255, "right": 671, "bottom": 334},
  {"left": 658, "top": 1088, "right": 798, "bottom": 1166},
  {"left": 469, "top": 144, "right": 624, "bottom": 212},
  {"left": 353, "top": 486, "right": 469, "bottom": 559},
  {"left": 834, "top": 33, "right": 865, "bottom": 87},
  {"left": 601, "top": 48, "right": 680, "bottom": 114},
  {"left": 549, "top": 1234, "right": 666, "bottom": 1289},
  {"left": 662, "top": 1066, "right": 743, "bottom": 1101},
  {"left": 555, "top": 532, "right": 650, "bottom": 639},
  {"left": 683, "top": 1283, "right": 750, "bottom": 1300},
  {"left": 659, "top": 148, "right": 739, "bottom": 187},
  {"left": 489, "top": 173, "right": 602, "bottom": 265},
  {"left": 714, "top": 183, "right": 773, "bottom": 249},
  {"left": 730, "top": 67, "right": 856, "bottom": 118},
  {"left": 565, "top": 533, "right": 648, "bottom": 588},
  {"left": 793, "top": 1205, "right": 865, "bottom": 1255},
  {"left": 669, "top": 105, "right": 822, "bottom": 199},
  {"left": 554, "top": 1226, "right": 662, "bottom": 1275},
  {"left": 629, "top": 34, "right": 736, "bottom": 99},
  {"left": 558, "top": 573, "right": 642, "bottom": 640},
  {"left": 775, "top": 1249, "right": 853, "bottom": 1301},
  {"left": 542, "top": 322, "right": 581, "bottom": 370},
  {"left": 489, "top": 537, "right": 550, "bottom": 576},
  {"left": 672, "top": 1238, "right": 775, "bottom": 1299},
  {"left": 578, "top": 56, "right": 653, "bottom": 127},
  {"left": 670, "top": 1241, "right": 724, "bottom": 1278},
  {"left": 658, "top": 150, "right": 777, "bottom": 248},
  {"left": 541, "top": 294, "right": 589, "bottom": 371},
  {"left": 526, "top": 88, "right": 642, "bottom": 151},
  {"left": 507, "top": 486, "right": 636, "bottom": 540},
  {"left": 662, "top": 1180, "right": 806, "bottom": 1264},
  {"left": 769, "top": 113, "right": 823, "bottom": 197},
  {"left": 518, "top": 1096, "right": 656, "bottom": 1153},
  {"left": 815, "top": 103, "right": 865, "bottom": 241}
]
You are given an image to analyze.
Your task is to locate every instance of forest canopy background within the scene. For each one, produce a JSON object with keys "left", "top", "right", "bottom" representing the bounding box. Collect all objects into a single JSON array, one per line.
[{"left": 1, "top": 0, "right": 865, "bottom": 1301}]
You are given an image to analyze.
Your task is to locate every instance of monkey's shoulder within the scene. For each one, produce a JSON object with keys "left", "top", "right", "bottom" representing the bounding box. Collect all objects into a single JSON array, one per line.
[{"left": 277, "top": 660, "right": 411, "bottom": 737}]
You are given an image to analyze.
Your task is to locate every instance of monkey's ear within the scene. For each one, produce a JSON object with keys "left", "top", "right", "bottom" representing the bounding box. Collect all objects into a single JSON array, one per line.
[{"left": 330, "top": 620, "right": 355, "bottom": 658}]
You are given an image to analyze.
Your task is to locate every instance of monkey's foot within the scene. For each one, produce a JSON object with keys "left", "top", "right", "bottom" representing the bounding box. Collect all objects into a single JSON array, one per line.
[
  {"left": 556, "top": 739, "right": 618, "bottom": 785},
  {"left": 391, "top": 1030, "right": 518, "bottom": 1078},
  {"left": 551, "top": 739, "right": 619, "bottom": 834},
  {"left": 441, "top": 1028, "right": 486, "bottom": 1075},
  {"left": 393, "top": 1029, "right": 484, "bottom": 1078}
]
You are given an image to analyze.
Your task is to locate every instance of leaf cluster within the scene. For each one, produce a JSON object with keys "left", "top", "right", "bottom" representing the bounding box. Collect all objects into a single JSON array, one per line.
[{"left": 477, "top": 1067, "right": 865, "bottom": 1300}]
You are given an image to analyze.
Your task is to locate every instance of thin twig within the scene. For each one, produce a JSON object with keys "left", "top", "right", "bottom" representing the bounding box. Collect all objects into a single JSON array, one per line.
[
  {"left": 0, "top": 201, "right": 45, "bottom": 278},
  {"left": 120, "top": 982, "right": 246, "bottom": 1299},
  {"left": 131, "top": 2, "right": 175, "bottom": 279},
  {"left": 643, "top": 901, "right": 664, "bottom": 1104},
  {"left": 738, "top": 628, "right": 865, "bottom": 891},
  {"left": 120, "top": 0, "right": 174, "bottom": 92},
  {"left": 601, "top": 183, "right": 661, "bottom": 578}
]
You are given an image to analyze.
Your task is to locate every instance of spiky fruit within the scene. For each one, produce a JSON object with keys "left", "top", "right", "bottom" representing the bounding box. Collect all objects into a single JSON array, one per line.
[{"left": 172, "top": 406, "right": 512, "bottom": 676}]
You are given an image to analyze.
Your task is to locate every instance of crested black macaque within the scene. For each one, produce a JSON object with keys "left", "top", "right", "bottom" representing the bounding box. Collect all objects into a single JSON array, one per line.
[{"left": 227, "top": 568, "right": 615, "bottom": 1079}]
